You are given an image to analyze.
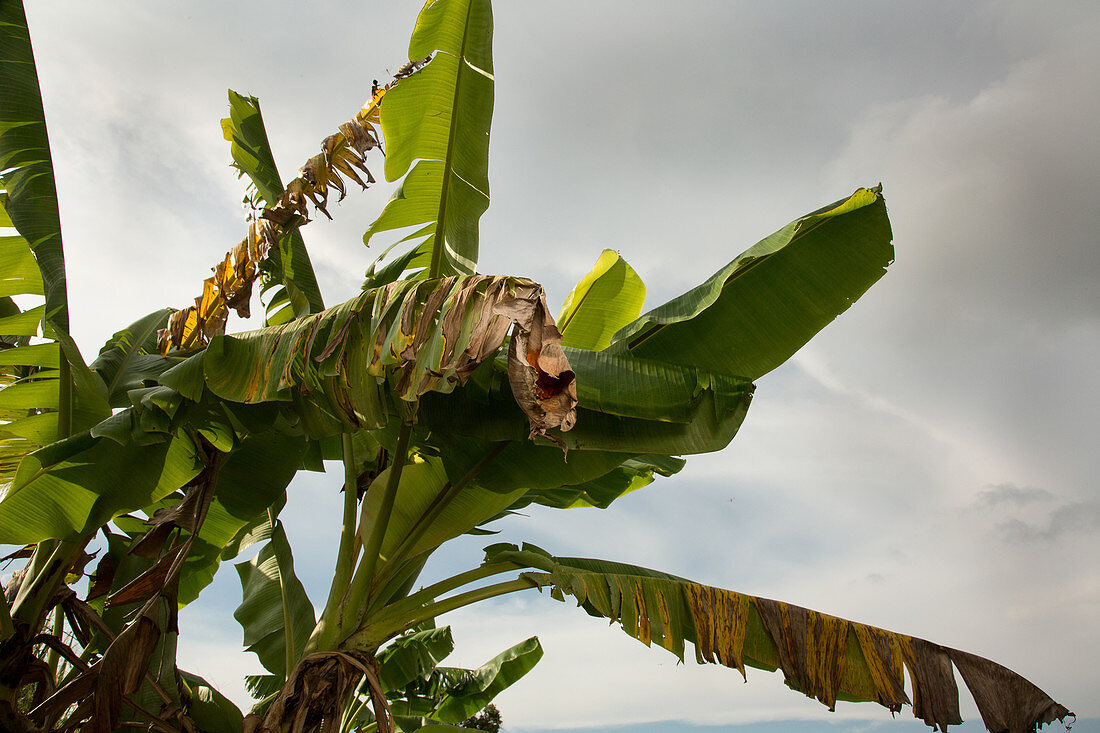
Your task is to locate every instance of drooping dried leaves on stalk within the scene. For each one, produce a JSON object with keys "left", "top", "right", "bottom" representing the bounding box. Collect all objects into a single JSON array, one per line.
[{"left": 158, "top": 83, "right": 394, "bottom": 356}]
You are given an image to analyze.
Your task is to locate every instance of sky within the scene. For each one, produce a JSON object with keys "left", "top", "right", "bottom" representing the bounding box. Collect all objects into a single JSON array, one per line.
[{"left": 11, "top": 1, "right": 1100, "bottom": 731}]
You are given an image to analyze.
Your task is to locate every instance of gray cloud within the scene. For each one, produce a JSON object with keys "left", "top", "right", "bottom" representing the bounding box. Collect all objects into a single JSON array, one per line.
[
  {"left": 976, "top": 482, "right": 1054, "bottom": 507},
  {"left": 999, "top": 501, "right": 1100, "bottom": 543}
]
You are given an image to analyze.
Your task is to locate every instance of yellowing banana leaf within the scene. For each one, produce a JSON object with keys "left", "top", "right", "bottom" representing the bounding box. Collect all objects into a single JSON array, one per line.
[
  {"left": 364, "top": 0, "right": 494, "bottom": 279},
  {"left": 223, "top": 90, "right": 324, "bottom": 322},
  {"left": 190, "top": 275, "right": 576, "bottom": 442},
  {"left": 159, "top": 88, "right": 380, "bottom": 355},
  {"left": 557, "top": 249, "right": 647, "bottom": 352},
  {"left": 610, "top": 188, "right": 893, "bottom": 381},
  {"left": 486, "top": 544, "right": 1072, "bottom": 733}
]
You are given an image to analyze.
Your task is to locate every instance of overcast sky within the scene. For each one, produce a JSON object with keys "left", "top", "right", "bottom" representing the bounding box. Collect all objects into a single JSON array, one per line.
[{"left": 17, "top": 1, "right": 1100, "bottom": 731}]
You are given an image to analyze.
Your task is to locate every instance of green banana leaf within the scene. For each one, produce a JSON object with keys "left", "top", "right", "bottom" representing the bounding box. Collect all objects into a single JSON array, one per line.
[
  {"left": 384, "top": 637, "right": 541, "bottom": 725},
  {"left": 234, "top": 519, "right": 317, "bottom": 683},
  {"left": 419, "top": 349, "right": 755, "bottom": 455},
  {"left": 557, "top": 249, "right": 647, "bottom": 352},
  {"left": 378, "top": 626, "right": 456, "bottom": 692},
  {"left": 86, "top": 433, "right": 301, "bottom": 611},
  {"left": 359, "top": 452, "right": 526, "bottom": 574},
  {"left": 432, "top": 636, "right": 541, "bottom": 723},
  {"left": 179, "top": 670, "right": 245, "bottom": 733},
  {"left": 509, "top": 453, "right": 686, "bottom": 510},
  {"left": 610, "top": 188, "right": 893, "bottom": 381},
  {"left": 0, "top": 0, "right": 68, "bottom": 331},
  {"left": 91, "top": 308, "right": 180, "bottom": 408},
  {"left": 0, "top": 0, "right": 88, "bottom": 484},
  {"left": 177, "top": 433, "right": 307, "bottom": 604},
  {"left": 0, "top": 428, "right": 201, "bottom": 545},
  {"left": 485, "top": 543, "right": 1071, "bottom": 733},
  {"left": 222, "top": 90, "right": 325, "bottom": 322},
  {"left": 364, "top": 0, "right": 494, "bottom": 279}
]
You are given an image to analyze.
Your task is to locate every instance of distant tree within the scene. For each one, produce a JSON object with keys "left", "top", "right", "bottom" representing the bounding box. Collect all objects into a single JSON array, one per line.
[{"left": 462, "top": 704, "right": 502, "bottom": 732}]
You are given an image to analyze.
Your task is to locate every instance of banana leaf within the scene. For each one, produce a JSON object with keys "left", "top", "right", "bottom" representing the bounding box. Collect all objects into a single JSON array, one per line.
[
  {"left": 610, "top": 188, "right": 893, "bottom": 381},
  {"left": 0, "top": 0, "right": 67, "bottom": 331},
  {"left": 187, "top": 274, "right": 574, "bottom": 441},
  {"left": 486, "top": 543, "right": 1072, "bottom": 733},
  {"left": 432, "top": 637, "right": 541, "bottom": 724},
  {"left": 378, "top": 626, "right": 456, "bottom": 692},
  {"left": 179, "top": 671, "right": 244, "bottom": 733},
  {"left": 364, "top": 0, "right": 494, "bottom": 279},
  {"left": 0, "top": 428, "right": 201, "bottom": 545},
  {"left": 557, "top": 249, "right": 646, "bottom": 352},
  {"left": 234, "top": 519, "right": 316, "bottom": 683},
  {"left": 91, "top": 308, "right": 179, "bottom": 408}
]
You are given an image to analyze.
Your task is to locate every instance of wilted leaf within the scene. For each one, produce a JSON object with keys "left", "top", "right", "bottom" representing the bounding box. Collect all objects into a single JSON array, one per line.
[
  {"left": 195, "top": 274, "right": 575, "bottom": 440},
  {"left": 485, "top": 545, "right": 1073, "bottom": 732}
]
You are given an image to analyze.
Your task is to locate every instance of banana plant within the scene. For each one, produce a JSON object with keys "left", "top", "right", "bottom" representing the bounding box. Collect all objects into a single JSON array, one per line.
[{"left": 0, "top": 0, "right": 1075, "bottom": 732}]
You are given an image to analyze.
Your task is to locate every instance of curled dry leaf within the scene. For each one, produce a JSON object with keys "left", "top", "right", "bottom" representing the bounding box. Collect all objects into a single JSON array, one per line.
[{"left": 499, "top": 281, "right": 578, "bottom": 447}]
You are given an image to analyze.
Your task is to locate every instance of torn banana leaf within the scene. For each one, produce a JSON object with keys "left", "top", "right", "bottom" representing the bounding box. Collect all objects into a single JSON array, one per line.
[
  {"left": 486, "top": 543, "right": 1072, "bottom": 733},
  {"left": 364, "top": 0, "right": 494, "bottom": 279},
  {"left": 610, "top": 187, "right": 893, "bottom": 381},
  {"left": 177, "top": 274, "right": 576, "bottom": 441}
]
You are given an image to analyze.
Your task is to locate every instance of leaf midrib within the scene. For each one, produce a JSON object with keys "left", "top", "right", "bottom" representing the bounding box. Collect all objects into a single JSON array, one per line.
[{"left": 428, "top": 0, "right": 477, "bottom": 281}]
